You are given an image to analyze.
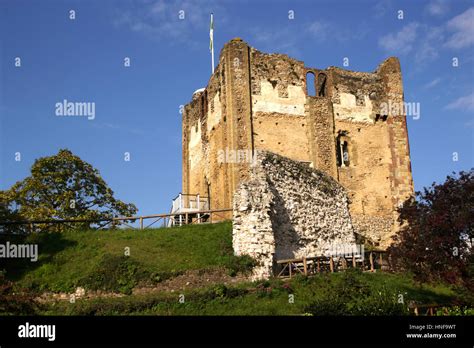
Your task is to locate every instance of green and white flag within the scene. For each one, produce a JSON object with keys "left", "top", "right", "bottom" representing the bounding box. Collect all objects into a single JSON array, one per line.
[
  {"left": 209, "top": 13, "right": 214, "bottom": 73},
  {"left": 209, "top": 13, "right": 214, "bottom": 52}
]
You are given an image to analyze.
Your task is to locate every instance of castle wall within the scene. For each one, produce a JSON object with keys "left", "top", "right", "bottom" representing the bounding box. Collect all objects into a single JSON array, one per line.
[
  {"left": 182, "top": 38, "right": 414, "bottom": 247},
  {"left": 249, "top": 50, "right": 312, "bottom": 163},
  {"left": 233, "top": 152, "right": 356, "bottom": 279},
  {"left": 328, "top": 60, "right": 414, "bottom": 247}
]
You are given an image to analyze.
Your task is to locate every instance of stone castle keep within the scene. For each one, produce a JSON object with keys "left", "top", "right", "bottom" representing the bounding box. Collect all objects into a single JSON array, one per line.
[{"left": 182, "top": 38, "right": 414, "bottom": 267}]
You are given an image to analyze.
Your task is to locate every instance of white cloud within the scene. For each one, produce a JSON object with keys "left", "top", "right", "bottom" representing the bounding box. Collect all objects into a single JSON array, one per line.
[
  {"left": 378, "top": 23, "right": 419, "bottom": 54},
  {"left": 113, "top": 0, "right": 224, "bottom": 45},
  {"left": 445, "top": 7, "right": 474, "bottom": 49},
  {"left": 414, "top": 26, "right": 444, "bottom": 64},
  {"left": 423, "top": 77, "right": 441, "bottom": 89},
  {"left": 373, "top": 0, "right": 393, "bottom": 19},
  {"left": 426, "top": 0, "right": 450, "bottom": 16},
  {"left": 307, "top": 21, "right": 330, "bottom": 41},
  {"left": 445, "top": 92, "right": 474, "bottom": 111}
]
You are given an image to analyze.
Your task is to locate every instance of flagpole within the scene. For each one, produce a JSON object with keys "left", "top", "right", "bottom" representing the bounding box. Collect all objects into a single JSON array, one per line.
[
  {"left": 211, "top": 42, "right": 215, "bottom": 74},
  {"left": 210, "top": 13, "right": 215, "bottom": 74}
]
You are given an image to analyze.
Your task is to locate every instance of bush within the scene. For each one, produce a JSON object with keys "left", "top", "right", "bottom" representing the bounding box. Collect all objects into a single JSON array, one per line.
[
  {"left": 0, "top": 270, "right": 39, "bottom": 315},
  {"left": 304, "top": 270, "right": 409, "bottom": 316},
  {"left": 149, "top": 270, "right": 184, "bottom": 283},
  {"left": 224, "top": 255, "right": 257, "bottom": 277},
  {"left": 388, "top": 169, "right": 473, "bottom": 285},
  {"left": 79, "top": 255, "right": 149, "bottom": 295},
  {"left": 199, "top": 284, "right": 248, "bottom": 302},
  {"left": 436, "top": 306, "right": 474, "bottom": 316}
]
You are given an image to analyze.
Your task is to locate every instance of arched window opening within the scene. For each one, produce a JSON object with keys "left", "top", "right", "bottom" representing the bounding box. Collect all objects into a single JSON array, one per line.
[
  {"left": 336, "top": 133, "right": 350, "bottom": 167},
  {"left": 306, "top": 72, "right": 316, "bottom": 96}
]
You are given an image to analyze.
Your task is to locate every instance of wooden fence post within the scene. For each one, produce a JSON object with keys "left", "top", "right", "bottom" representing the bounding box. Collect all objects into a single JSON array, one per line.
[
  {"left": 330, "top": 257, "right": 334, "bottom": 273},
  {"left": 370, "top": 252, "right": 374, "bottom": 272},
  {"left": 139, "top": 217, "right": 143, "bottom": 230},
  {"left": 303, "top": 257, "right": 307, "bottom": 276}
]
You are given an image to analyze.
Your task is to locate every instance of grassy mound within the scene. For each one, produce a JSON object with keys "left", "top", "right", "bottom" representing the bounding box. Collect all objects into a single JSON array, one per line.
[
  {"left": 40, "top": 270, "right": 461, "bottom": 316},
  {"left": 1, "top": 222, "right": 254, "bottom": 294}
]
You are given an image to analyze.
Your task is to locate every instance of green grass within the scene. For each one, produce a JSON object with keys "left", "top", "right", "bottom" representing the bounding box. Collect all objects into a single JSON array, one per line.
[
  {"left": 2, "top": 222, "right": 469, "bottom": 316},
  {"left": 39, "top": 271, "right": 459, "bottom": 316},
  {"left": 1, "top": 222, "right": 249, "bottom": 293}
]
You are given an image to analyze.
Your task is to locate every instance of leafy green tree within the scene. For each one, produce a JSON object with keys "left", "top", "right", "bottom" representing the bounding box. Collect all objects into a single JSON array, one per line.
[
  {"left": 388, "top": 169, "right": 473, "bottom": 287},
  {"left": 0, "top": 198, "right": 26, "bottom": 233},
  {"left": 0, "top": 149, "right": 137, "bottom": 232}
]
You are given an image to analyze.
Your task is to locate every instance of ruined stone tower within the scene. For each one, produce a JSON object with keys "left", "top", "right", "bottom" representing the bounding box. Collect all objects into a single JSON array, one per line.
[{"left": 182, "top": 38, "right": 414, "bottom": 247}]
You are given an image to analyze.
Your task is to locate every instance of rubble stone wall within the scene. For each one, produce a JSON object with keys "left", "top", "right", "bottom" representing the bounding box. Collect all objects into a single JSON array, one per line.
[{"left": 233, "top": 151, "right": 356, "bottom": 279}]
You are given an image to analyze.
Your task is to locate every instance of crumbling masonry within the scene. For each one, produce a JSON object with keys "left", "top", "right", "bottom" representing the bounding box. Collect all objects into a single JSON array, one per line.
[
  {"left": 182, "top": 38, "right": 414, "bottom": 257},
  {"left": 233, "top": 151, "right": 357, "bottom": 279}
]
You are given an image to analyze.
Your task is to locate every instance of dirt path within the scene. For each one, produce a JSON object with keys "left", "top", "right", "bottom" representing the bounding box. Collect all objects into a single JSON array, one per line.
[{"left": 35, "top": 268, "right": 249, "bottom": 303}]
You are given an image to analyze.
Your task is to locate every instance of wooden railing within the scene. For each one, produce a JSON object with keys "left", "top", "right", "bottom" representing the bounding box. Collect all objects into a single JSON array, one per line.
[
  {"left": 171, "top": 193, "right": 209, "bottom": 213},
  {"left": 276, "top": 250, "right": 387, "bottom": 278},
  {"left": 0, "top": 208, "right": 232, "bottom": 233}
]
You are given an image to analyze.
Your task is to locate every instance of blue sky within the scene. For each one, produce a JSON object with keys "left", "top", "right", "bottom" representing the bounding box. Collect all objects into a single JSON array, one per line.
[{"left": 1, "top": 0, "right": 473, "bottom": 217}]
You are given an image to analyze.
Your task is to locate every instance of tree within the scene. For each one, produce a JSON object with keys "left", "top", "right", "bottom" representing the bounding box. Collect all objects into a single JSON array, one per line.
[
  {"left": 0, "top": 149, "right": 137, "bottom": 232},
  {"left": 388, "top": 169, "right": 473, "bottom": 286}
]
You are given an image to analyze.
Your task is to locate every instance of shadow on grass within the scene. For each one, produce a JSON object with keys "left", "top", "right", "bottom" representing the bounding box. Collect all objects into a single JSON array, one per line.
[
  {"left": 399, "top": 284, "right": 455, "bottom": 305},
  {"left": 0, "top": 232, "right": 77, "bottom": 282}
]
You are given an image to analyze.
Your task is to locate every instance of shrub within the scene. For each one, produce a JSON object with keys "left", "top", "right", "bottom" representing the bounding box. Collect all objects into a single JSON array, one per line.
[
  {"left": 304, "top": 270, "right": 409, "bottom": 315},
  {"left": 224, "top": 255, "right": 257, "bottom": 277},
  {"left": 79, "top": 255, "right": 149, "bottom": 295},
  {"left": 150, "top": 270, "right": 184, "bottom": 283},
  {"left": 436, "top": 306, "right": 474, "bottom": 316},
  {"left": 0, "top": 270, "right": 39, "bottom": 315},
  {"left": 388, "top": 169, "right": 473, "bottom": 285}
]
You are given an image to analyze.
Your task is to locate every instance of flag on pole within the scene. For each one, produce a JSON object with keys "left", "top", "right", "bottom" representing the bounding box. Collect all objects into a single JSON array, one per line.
[
  {"left": 209, "top": 13, "right": 214, "bottom": 52},
  {"left": 209, "top": 13, "right": 215, "bottom": 73}
]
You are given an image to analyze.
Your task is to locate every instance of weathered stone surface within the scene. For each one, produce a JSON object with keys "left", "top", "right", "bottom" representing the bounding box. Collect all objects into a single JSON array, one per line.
[
  {"left": 182, "top": 38, "right": 414, "bottom": 247},
  {"left": 233, "top": 151, "right": 356, "bottom": 279}
]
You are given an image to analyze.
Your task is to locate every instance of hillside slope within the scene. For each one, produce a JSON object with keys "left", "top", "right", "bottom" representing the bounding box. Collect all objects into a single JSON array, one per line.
[{"left": 2, "top": 222, "right": 254, "bottom": 293}]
